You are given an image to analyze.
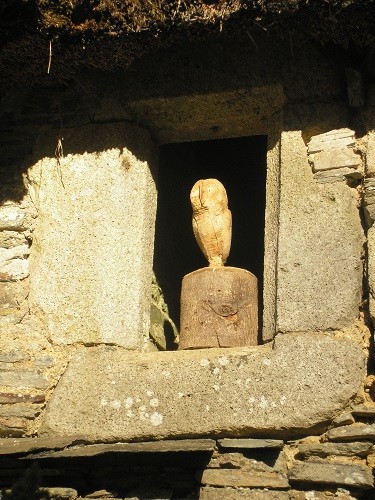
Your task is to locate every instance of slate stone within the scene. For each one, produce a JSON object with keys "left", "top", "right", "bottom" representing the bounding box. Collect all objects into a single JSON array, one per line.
[
  {"left": 0, "top": 369, "right": 49, "bottom": 389},
  {"left": 325, "top": 424, "right": 375, "bottom": 442},
  {"left": 218, "top": 438, "right": 284, "bottom": 449},
  {"left": 0, "top": 206, "right": 26, "bottom": 231},
  {"left": 297, "top": 442, "right": 373, "bottom": 458},
  {"left": 0, "top": 436, "right": 86, "bottom": 455},
  {"left": 0, "top": 416, "right": 28, "bottom": 437},
  {"left": 0, "top": 231, "right": 28, "bottom": 249},
  {"left": 39, "top": 334, "right": 365, "bottom": 441},
  {"left": 289, "top": 491, "right": 355, "bottom": 500},
  {"left": 0, "top": 403, "right": 43, "bottom": 419},
  {"left": 0, "top": 393, "right": 45, "bottom": 404},
  {"left": 200, "top": 488, "right": 289, "bottom": 500},
  {"left": 24, "top": 439, "right": 216, "bottom": 459},
  {"left": 199, "top": 469, "right": 289, "bottom": 489},
  {"left": 351, "top": 405, "right": 375, "bottom": 418},
  {"left": 39, "top": 487, "right": 78, "bottom": 499},
  {"left": 288, "top": 461, "right": 374, "bottom": 489}
]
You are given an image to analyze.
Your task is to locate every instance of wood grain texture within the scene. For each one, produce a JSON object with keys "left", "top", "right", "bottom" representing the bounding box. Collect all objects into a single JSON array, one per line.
[{"left": 179, "top": 267, "right": 258, "bottom": 349}]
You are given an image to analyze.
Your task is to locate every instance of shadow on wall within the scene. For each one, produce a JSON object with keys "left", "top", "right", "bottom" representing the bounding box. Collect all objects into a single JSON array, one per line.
[{"left": 153, "top": 135, "right": 268, "bottom": 341}]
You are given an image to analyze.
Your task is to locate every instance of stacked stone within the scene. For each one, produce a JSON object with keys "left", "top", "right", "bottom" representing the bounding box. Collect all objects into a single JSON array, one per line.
[
  {"left": 307, "top": 129, "right": 362, "bottom": 184},
  {"left": 0, "top": 198, "right": 49, "bottom": 437},
  {"left": 1, "top": 432, "right": 374, "bottom": 498}
]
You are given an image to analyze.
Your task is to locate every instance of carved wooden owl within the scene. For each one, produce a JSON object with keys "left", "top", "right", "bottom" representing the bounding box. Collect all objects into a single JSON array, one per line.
[{"left": 190, "top": 178, "right": 232, "bottom": 267}]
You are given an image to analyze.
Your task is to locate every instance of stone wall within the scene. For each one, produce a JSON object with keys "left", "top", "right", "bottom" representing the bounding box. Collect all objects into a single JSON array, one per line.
[
  {"left": 1, "top": 404, "right": 375, "bottom": 499},
  {"left": 0, "top": 35, "right": 374, "bottom": 497}
]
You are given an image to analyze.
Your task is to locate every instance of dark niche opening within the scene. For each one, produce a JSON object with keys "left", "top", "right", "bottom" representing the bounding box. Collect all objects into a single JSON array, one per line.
[{"left": 153, "top": 135, "right": 267, "bottom": 347}]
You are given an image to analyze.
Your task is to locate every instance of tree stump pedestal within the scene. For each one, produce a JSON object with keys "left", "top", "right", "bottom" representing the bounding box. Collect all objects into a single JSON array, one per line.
[{"left": 179, "top": 266, "right": 258, "bottom": 349}]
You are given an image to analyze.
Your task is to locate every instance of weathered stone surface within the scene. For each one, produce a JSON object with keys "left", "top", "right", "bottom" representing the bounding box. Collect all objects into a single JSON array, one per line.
[
  {"left": 219, "top": 438, "right": 283, "bottom": 449},
  {"left": 0, "top": 369, "right": 49, "bottom": 389},
  {"left": 0, "top": 436, "right": 86, "bottom": 455},
  {"left": 27, "top": 123, "right": 157, "bottom": 348},
  {"left": 39, "top": 333, "right": 365, "bottom": 440},
  {"left": 0, "top": 230, "right": 28, "bottom": 249},
  {"left": 332, "top": 413, "right": 355, "bottom": 427},
  {"left": 84, "top": 490, "right": 118, "bottom": 499},
  {"left": 351, "top": 404, "right": 375, "bottom": 418},
  {"left": 208, "top": 451, "right": 286, "bottom": 474},
  {"left": 277, "top": 131, "right": 363, "bottom": 332},
  {"left": 307, "top": 129, "right": 356, "bottom": 154},
  {"left": 313, "top": 166, "right": 362, "bottom": 184},
  {"left": 367, "top": 226, "right": 375, "bottom": 324},
  {"left": 325, "top": 424, "right": 375, "bottom": 441},
  {"left": 199, "top": 469, "right": 289, "bottom": 488},
  {"left": 289, "top": 491, "right": 355, "bottom": 500},
  {"left": 366, "top": 130, "right": 375, "bottom": 177},
  {"left": 39, "top": 487, "right": 78, "bottom": 500},
  {"left": 200, "top": 487, "right": 289, "bottom": 499},
  {"left": 0, "top": 245, "right": 30, "bottom": 281},
  {"left": 0, "top": 403, "right": 43, "bottom": 419},
  {"left": 0, "top": 280, "right": 29, "bottom": 322},
  {"left": 0, "top": 205, "right": 26, "bottom": 231},
  {"left": 0, "top": 393, "right": 45, "bottom": 404},
  {"left": 363, "top": 178, "right": 375, "bottom": 227},
  {"left": 126, "top": 86, "right": 284, "bottom": 144},
  {"left": 311, "top": 148, "right": 361, "bottom": 173},
  {"left": 0, "top": 416, "right": 28, "bottom": 437},
  {"left": 298, "top": 442, "right": 373, "bottom": 458},
  {"left": 288, "top": 461, "right": 374, "bottom": 489},
  {"left": 0, "top": 350, "right": 30, "bottom": 363},
  {"left": 25, "top": 439, "right": 216, "bottom": 459}
]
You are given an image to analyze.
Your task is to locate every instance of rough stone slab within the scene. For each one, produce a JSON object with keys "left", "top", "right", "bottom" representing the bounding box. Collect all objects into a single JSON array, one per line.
[
  {"left": 0, "top": 369, "right": 49, "bottom": 389},
  {"left": 218, "top": 438, "right": 283, "bottom": 449},
  {"left": 307, "top": 129, "right": 355, "bottom": 154},
  {"left": 298, "top": 442, "right": 373, "bottom": 458},
  {"left": 366, "top": 130, "right": 375, "bottom": 177},
  {"left": 199, "top": 469, "right": 289, "bottom": 489},
  {"left": 24, "top": 439, "right": 216, "bottom": 459},
  {"left": 367, "top": 226, "right": 375, "bottom": 323},
  {"left": 39, "top": 333, "right": 365, "bottom": 441},
  {"left": 289, "top": 491, "right": 355, "bottom": 500},
  {"left": 0, "top": 231, "right": 28, "bottom": 249},
  {"left": 325, "top": 424, "right": 375, "bottom": 441},
  {"left": 311, "top": 148, "right": 361, "bottom": 173},
  {"left": 0, "top": 436, "right": 86, "bottom": 455},
  {"left": 27, "top": 123, "right": 157, "bottom": 348},
  {"left": 200, "top": 487, "right": 289, "bottom": 499},
  {"left": 0, "top": 245, "right": 29, "bottom": 281},
  {"left": 277, "top": 131, "right": 363, "bottom": 332},
  {"left": 0, "top": 206, "right": 26, "bottom": 231},
  {"left": 288, "top": 461, "right": 374, "bottom": 489},
  {"left": 39, "top": 488, "right": 78, "bottom": 500},
  {"left": 126, "top": 86, "right": 284, "bottom": 144},
  {"left": 332, "top": 412, "right": 355, "bottom": 427},
  {"left": 0, "top": 416, "right": 28, "bottom": 437},
  {"left": 351, "top": 404, "right": 375, "bottom": 418},
  {"left": 0, "top": 393, "right": 45, "bottom": 404},
  {"left": 0, "top": 403, "right": 43, "bottom": 418}
]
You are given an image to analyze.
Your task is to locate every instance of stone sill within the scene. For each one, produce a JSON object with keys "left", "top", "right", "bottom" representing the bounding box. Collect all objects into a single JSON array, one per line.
[{"left": 37, "top": 333, "right": 365, "bottom": 442}]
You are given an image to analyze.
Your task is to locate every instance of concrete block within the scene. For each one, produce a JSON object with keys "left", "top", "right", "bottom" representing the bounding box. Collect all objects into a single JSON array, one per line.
[
  {"left": 39, "top": 333, "right": 365, "bottom": 441},
  {"left": 277, "top": 131, "right": 363, "bottom": 332},
  {"left": 26, "top": 123, "right": 157, "bottom": 348}
]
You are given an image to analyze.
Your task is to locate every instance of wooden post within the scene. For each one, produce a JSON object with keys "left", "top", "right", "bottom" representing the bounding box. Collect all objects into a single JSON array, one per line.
[{"left": 179, "top": 266, "right": 258, "bottom": 349}]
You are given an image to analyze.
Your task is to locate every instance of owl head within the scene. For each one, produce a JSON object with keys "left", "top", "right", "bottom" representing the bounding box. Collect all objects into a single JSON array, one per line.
[{"left": 190, "top": 178, "right": 228, "bottom": 213}]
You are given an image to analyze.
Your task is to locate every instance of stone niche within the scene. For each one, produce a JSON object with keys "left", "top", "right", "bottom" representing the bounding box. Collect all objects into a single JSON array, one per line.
[{"left": 0, "top": 39, "right": 367, "bottom": 440}]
